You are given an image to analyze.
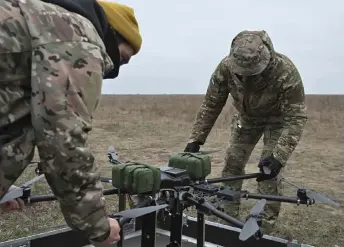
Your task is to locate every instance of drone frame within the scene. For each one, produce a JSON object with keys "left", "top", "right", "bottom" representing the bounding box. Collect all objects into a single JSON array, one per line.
[
  {"left": 1, "top": 167, "right": 326, "bottom": 247},
  {"left": 0, "top": 146, "right": 339, "bottom": 247}
]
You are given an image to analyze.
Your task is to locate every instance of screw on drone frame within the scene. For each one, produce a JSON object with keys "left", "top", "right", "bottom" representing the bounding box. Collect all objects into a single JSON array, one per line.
[{"left": 263, "top": 167, "right": 340, "bottom": 208}]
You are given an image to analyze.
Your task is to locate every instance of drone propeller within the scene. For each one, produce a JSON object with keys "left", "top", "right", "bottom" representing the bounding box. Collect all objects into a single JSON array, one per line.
[
  {"left": 0, "top": 174, "right": 45, "bottom": 203},
  {"left": 111, "top": 204, "right": 168, "bottom": 219},
  {"left": 283, "top": 179, "right": 340, "bottom": 208},
  {"left": 239, "top": 199, "right": 266, "bottom": 241},
  {"left": 262, "top": 167, "right": 340, "bottom": 208}
]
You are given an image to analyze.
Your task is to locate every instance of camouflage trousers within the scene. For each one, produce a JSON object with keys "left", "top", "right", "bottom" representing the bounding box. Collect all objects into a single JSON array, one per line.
[
  {"left": 0, "top": 0, "right": 114, "bottom": 242},
  {"left": 219, "top": 114, "right": 284, "bottom": 231}
]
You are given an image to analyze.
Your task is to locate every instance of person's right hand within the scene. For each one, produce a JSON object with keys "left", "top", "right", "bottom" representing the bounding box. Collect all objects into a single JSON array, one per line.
[
  {"left": 184, "top": 141, "right": 201, "bottom": 153},
  {"left": 0, "top": 198, "right": 25, "bottom": 212},
  {"left": 100, "top": 218, "right": 121, "bottom": 245}
]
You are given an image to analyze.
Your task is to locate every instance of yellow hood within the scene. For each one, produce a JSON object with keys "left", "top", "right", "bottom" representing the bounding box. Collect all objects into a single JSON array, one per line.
[{"left": 97, "top": 0, "right": 142, "bottom": 55}]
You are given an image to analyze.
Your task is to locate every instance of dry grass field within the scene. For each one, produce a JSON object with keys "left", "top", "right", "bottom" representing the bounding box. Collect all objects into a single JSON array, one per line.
[{"left": 1, "top": 94, "right": 344, "bottom": 247}]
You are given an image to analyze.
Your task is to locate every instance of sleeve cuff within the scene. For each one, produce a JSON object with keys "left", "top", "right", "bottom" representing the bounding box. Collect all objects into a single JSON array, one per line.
[
  {"left": 188, "top": 138, "right": 205, "bottom": 145},
  {"left": 89, "top": 223, "right": 111, "bottom": 242}
]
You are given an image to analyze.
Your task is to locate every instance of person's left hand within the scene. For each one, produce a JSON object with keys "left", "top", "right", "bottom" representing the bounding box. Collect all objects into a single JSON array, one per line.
[
  {"left": 0, "top": 198, "right": 25, "bottom": 212},
  {"left": 256, "top": 155, "right": 282, "bottom": 182}
]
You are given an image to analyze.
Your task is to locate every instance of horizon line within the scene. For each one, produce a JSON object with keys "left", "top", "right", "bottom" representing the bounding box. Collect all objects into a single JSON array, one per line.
[{"left": 101, "top": 93, "right": 344, "bottom": 96}]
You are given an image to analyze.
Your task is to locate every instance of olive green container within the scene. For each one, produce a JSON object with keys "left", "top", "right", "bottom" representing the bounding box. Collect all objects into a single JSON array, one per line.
[
  {"left": 112, "top": 162, "right": 161, "bottom": 194},
  {"left": 168, "top": 152, "right": 211, "bottom": 180}
]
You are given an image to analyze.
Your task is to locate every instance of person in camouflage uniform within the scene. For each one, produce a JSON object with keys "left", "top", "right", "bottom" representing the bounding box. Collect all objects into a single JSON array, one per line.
[
  {"left": 0, "top": 0, "right": 142, "bottom": 244},
  {"left": 184, "top": 30, "right": 307, "bottom": 230}
]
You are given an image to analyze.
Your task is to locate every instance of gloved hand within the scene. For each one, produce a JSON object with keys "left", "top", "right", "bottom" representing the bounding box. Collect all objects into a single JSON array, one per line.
[
  {"left": 256, "top": 155, "right": 282, "bottom": 182},
  {"left": 184, "top": 141, "right": 202, "bottom": 153}
]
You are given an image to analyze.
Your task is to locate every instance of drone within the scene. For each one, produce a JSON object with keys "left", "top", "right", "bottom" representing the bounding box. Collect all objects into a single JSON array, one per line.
[{"left": 0, "top": 145, "right": 340, "bottom": 247}]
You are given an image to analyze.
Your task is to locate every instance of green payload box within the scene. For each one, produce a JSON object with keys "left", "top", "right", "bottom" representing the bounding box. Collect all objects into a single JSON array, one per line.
[
  {"left": 112, "top": 162, "right": 161, "bottom": 194},
  {"left": 168, "top": 152, "right": 211, "bottom": 180}
]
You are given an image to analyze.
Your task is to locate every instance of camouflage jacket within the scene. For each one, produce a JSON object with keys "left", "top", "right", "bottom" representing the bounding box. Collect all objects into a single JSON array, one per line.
[{"left": 188, "top": 32, "right": 307, "bottom": 166}]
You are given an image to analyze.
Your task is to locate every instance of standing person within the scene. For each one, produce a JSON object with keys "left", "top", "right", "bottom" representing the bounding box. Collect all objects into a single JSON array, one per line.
[
  {"left": 0, "top": 0, "right": 142, "bottom": 245},
  {"left": 184, "top": 30, "right": 307, "bottom": 231}
]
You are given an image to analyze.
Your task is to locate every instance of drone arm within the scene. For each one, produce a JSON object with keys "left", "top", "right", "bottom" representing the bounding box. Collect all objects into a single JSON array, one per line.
[
  {"left": 241, "top": 191, "right": 314, "bottom": 205},
  {"left": 199, "top": 173, "right": 261, "bottom": 184},
  {"left": 21, "top": 188, "right": 119, "bottom": 204},
  {"left": 183, "top": 193, "right": 244, "bottom": 228}
]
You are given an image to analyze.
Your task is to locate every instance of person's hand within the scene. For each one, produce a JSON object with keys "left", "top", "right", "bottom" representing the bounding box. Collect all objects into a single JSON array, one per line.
[
  {"left": 100, "top": 218, "right": 121, "bottom": 245},
  {"left": 0, "top": 198, "right": 25, "bottom": 212},
  {"left": 184, "top": 141, "right": 201, "bottom": 153},
  {"left": 256, "top": 155, "right": 282, "bottom": 182}
]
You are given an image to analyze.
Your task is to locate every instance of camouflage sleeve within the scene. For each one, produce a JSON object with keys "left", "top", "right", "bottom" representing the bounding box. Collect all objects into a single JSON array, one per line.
[
  {"left": 272, "top": 68, "right": 308, "bottom": 166},
  {"left": 188, "top": 57, "right": 231, "bottom": 144},
  {"left": 31, "top": 42, "right": 113, "bottom": 242}
]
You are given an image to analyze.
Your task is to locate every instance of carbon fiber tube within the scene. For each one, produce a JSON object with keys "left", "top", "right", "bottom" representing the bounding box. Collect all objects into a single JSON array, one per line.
[
  {"left": 100, "top": 177, "right": 112, "bottom": 183},
  {"left": 102, "top": 188, "right": 119, "bottom": 196},
  {"left": 201, "top": 173, "right": 260, "bottom": 184},
  {"left": 243, "top": 192, "right": 309, "bottom": 204},
  {"left": 184, "top": 194, "right": 244, "bottom": 228},
  {"left": 27, "top": 188, "right": 119, "bottom": 203},
  {"left": 210, "top": 207, "right": 245, "bottom": 228},
  {"left": 28, "top": 194, "right": 57, "bottom": 203}
]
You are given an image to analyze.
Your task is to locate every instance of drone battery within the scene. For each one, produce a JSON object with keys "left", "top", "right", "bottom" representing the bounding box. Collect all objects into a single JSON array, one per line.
[
  {"left": 112, "top": 162, "right": 161, "bottom": 194},
  {"left": 168, "top": 152, "right": 211, "bottom": 180},
  {"left": 216, "top": 188, "right": 241, "bottom": 201}
]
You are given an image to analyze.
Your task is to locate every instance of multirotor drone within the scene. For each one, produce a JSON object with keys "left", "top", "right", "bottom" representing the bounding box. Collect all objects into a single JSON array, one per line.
[{"left": 0, "top": 145, "right": 340, "bottom": 247}]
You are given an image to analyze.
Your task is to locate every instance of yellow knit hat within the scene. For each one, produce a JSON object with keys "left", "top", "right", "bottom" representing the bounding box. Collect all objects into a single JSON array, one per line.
[{"left": 97, "top": 0, "right": 142, "bottom": 55}]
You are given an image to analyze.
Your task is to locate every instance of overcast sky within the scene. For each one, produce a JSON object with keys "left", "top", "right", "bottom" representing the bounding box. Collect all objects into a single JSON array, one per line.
[{"left": 102, "top": 0, "right": 344, "bottom": 95}]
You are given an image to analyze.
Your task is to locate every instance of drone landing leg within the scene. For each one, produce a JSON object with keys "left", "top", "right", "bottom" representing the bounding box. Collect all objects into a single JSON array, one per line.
[
  {"left": 196, "top": 212, "right": 205, "bottom": 247},
  {"left": 167, "top": 198, "right": 183, "bottom": 247},
  {"left": 117, "top": 192, "right": 126, "bottom": 247},
  {"left": 141, "top": 208, "right": 157, "bottom": 247}
]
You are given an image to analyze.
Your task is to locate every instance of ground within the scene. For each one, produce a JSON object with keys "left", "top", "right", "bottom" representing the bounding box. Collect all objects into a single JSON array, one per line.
[{"left": 0, "top": 94, "right": 343, "bottom": 247}]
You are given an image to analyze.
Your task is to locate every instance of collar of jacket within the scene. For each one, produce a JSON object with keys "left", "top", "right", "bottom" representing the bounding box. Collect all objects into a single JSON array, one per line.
[{"left": 103, "top": 25, "right": 121, "bottom": 79}]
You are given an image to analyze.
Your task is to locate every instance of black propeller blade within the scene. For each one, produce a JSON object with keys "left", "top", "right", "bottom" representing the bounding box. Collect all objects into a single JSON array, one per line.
[
  {"left": 263, "top": 167, "right": 340, "bottom": 208},
  {"left": 239, "top": 199, "right": 266, "bottom": 241}
]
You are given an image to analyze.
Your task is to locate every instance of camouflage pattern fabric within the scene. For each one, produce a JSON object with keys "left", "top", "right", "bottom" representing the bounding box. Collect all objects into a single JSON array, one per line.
[
  {"left": 0, "top": 0, "right": 114, "bottom": 242},
  {"left": 188, "top": 30, "right": 307, "bottom": 227},
  {"left": 188, "top": 30, "right": 307, "bottom": 167},
  {"left": 228, "top": 31, "right": 271, "bottom": 76},
  {"left": 220, "top": 114, "right": 284, "bottom": 228}
]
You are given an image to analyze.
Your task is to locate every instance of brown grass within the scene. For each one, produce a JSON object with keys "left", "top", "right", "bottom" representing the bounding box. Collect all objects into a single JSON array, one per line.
[{"left": 1, "top": 94, "right": 344, "bottom": 247}]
